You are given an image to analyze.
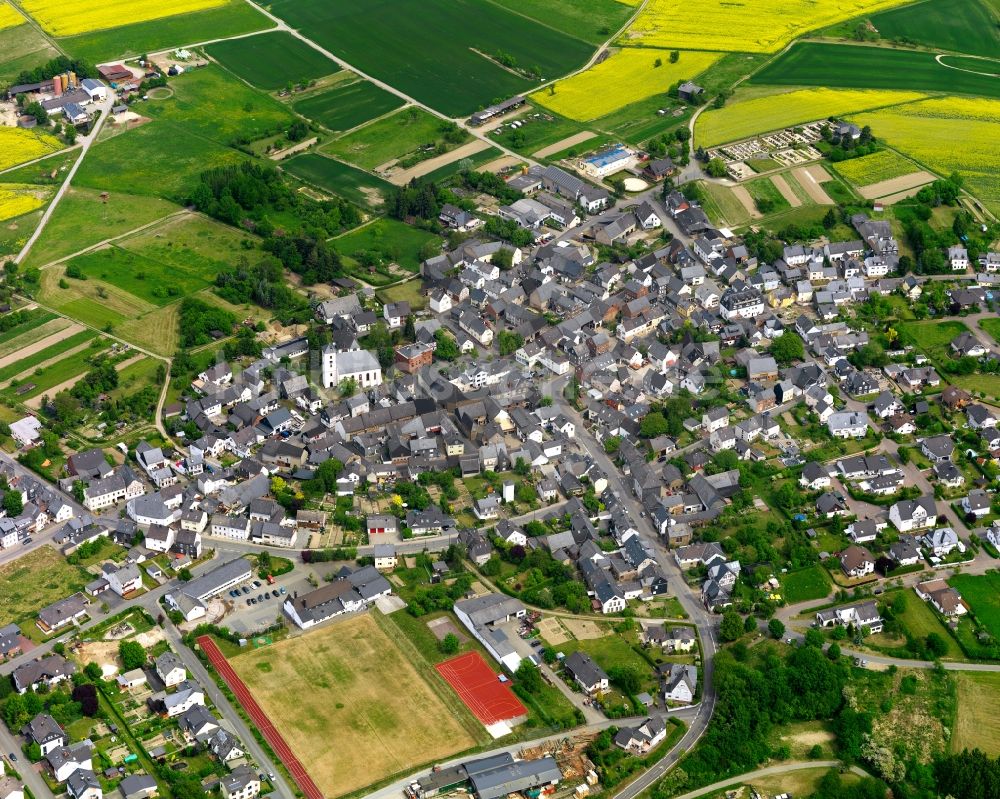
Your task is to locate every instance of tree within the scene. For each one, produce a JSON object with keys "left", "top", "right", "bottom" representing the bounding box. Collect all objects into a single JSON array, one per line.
[
  {"left": 84, "top": 662, "right": 102, "bottom": 681},
  {"left": 608, "top": 664, "right": 642, "bottom": 695},
  {"left": 640, "top": 411, "right": 669, "bottom": 438},
  {"left": 770, "top": 332, "right": 804, "bottom": 365},
  {"left": 720, "top": 610, "right": 744, "bottom": 642},
  {"left": 925, "top": 632, "right": 947, "bottom": 657},
  {"left": 705, "top": 157, "right": 728, "bottom": 178},
  {"left": 178, "top": 567, "right": 192, "bottom": 582},
  {"left": 497, "top": 330, "right": 524, "bottom": 356},
  {"left": 515, "top": 660, "right": 543, "bottom": 693},
  {"left": 804, "top": 628, "right": 825, "bottom": 648},
  {"left": 669, "top": 50, "right": 679, "bottom": 63},
  {"left": 743, "top": 614, "right": 757, "bottom": 634},
  {"left": 439, "top": 633, "right": 460, "bottom": 655},
  {"left": 768, "top": 618, "right": 785, "bottom": 639},
  {"left": 72, "top": 683, "right": 99, "bottom": 716},
  {"left": 118, "top": 640, "right": 147, "bottom": 670},
  {"left": 603, "top": 436, "right": 621, "bottom": 454},
  {"left": 3, "top": 490, "right": 23, "bottom": 517},
  {"left": 433, "top": 329, "right": 459, "bottom": 361}
]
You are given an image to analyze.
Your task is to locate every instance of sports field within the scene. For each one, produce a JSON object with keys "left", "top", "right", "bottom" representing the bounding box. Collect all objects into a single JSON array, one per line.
[
  {"left": 867, "top": 0, "right": 1000, "bottom": 59},
  {"left": 58, "top": 0, "right": 272, "bottom": 62},
  {"left": 831, "top": 150, "right": 918, "bottom": 187},
  {"left": 228, "top": 615, "right": 477, "bottom": 797},
  {"left": 626, "top": 0, "right": 911, "bottom": 53},
  {"left": 533, "top": 48, "right": 719, "bottom": 121},
  {"left": 266, "top": 0, "right": 593, "bottom": 116},
  {"left": 206, "top": 31, "right": 339, "bottom": 90},
  {"left": 293, "top": 80, "right": 404, "bottom": 133},
  {"left": 954, "top": 672, "right": 1000, "bottom": 755},
  {"left": 849, "top": 96, "right": 1000, "bottom": 214},
  {"left": 282, "top": 153, "right": 393, "bottom": 207},
  {"left": 436, "top": 651, "right": 527, "bottom": 725},
  {"left": 695, "top": 87, "right": 927, "bottom": 147},
  {"left": 750, "top": 42, "right": 1000, "bottom": 99}
]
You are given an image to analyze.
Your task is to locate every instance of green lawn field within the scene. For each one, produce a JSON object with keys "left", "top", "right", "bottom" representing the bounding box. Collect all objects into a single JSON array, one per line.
[
  {"left": 65, "top": 247, "right": 213, "bottom": 306},
  {"left": 293, "top": 79, "right": 404, "bottom": 132},
  {"left": 206, "top": 31, "right": 339, "bottom": 90},
  {"left": 954, "top": 672, "right": 1000, "bottom": 755},
  {"left": 265, "top": 0, "right": 593, "bottom": 116},
  {"left": 75, "top": 120, "right": 246, "bottom": 202},
  {"left": 0, "top": 547, "right": 90, "bottom": 627},
  {"left": 142, "top": 66, "right": 295, "bottom": 147},
  {"left": 282, "top": 153, "right": 394, "bottom": 207},
  {"left": 556, "top": 634, "right": 659, "bottom": 696},
  {"left": 867, "top": 0, "right": 1000, "bottom": 59},
  {"left": 22, "top": 189, "right": 180, "bottom": 269},
  {"left": 746, "top": 177, "right": 791, "bottom": 214},
  {"left": 751, "top": 42, "right": 1000, "bottom": 99},
  {"left": 58, "top": 0, "right": 274, "bottom": 62},
  {"left": 322, "top": 107, "right": 467, "bottom": 170},
  {"left": 487, "top": 0, "right": 633, "bottom": 45},
  {"left": 950, "top": 573, "right": 1000, "bottom": 639},
  {"left": 898, "top": 320, "right": 969, "bottom": 365},
  {"left": 0, "top": 23, "right": 60, "bottom": 83},
  {"left": 331, "top": 219, "right": 438, "bottom": 273},
  {"left": 781, "top": 565, "right": 831, "bottom": 604},
  {"left": 979, "top": 318, "right": 1000, "bottom": 345}
]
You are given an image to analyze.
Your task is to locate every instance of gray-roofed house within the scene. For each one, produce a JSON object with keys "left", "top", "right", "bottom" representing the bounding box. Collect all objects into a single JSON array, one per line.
[{"left": 562, "top": 651, "right": 608, "bottom": 694}]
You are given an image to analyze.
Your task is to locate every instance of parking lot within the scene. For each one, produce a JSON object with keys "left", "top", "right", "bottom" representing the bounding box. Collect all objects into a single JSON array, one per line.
[{"left": 216, "top": 572, "right": 317, "bottom": 634}]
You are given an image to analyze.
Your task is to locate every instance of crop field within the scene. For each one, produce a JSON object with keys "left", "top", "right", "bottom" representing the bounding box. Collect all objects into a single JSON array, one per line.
[
  {"left": 23, "top": 189, "right": 180, "bottom": 269},
  {"left": 954, "top": 672, "right": 1000, "bottom": 755},
  {"left": 230, "top": 615, "right": 477, "bottom": 798},
  {"left": 780, "top": 565, "right": 831, "bottom": 603},
  {"left": 206, "top": 32, "right": 339, "bottom": 90},
  {"left": 4, "top": 341, "right": 108, "bottom": 401},
  {"left": 64, "top": 246, "right": 213, "bottom": 306},
  {"left": 0, "top": 22, "right": 60, "bottom": 82},
  {"left": 0, "top": 184, "right": 51, "bottom": 223},
  {"left": 75, "top": 118, "right": 246, "bottom": 201},
  {"left": 0, "top": 546, "right": 90, "bottom": 627},
  {"left": 142, "top": 66, "right": 294, "bottom": 147},
  {"left": 20, "top": 0, "right": 226, "bottom": 35},
  {"left": 849, "top": 97, "right": 1000, "bottom": 214},
  {"left": 950, "top": 573, "right": 1000, "bottom": 639},
  {"left": 750, "top": 43, "right": 1000, "bottom": 99},
  {"left": 532, "top": 48, "right": 720, "bottom": 121},
  {"left": 626, "top": 0, "right": 911, "bottom": 53},
  {"left": 0, "top": 314, "right": 66, "bottom": 359},
  {"left": 322, "top": 107, "right": 467, "bottom": 170},
  {"left": 867, "top": 0, "right": 1000, "bottom": 59},
  {"left": 266, "top": 0, "right": 593, "bottom": 116},
  {"left": 58, "top": 0, "right": 273, "bottom": 62},
  {"left": 0, "top": 128, "right": 64, "bottom": 172},
  {"left": 695, "top": 87, "right": 927, "bottom": 147},
  {"left": 0, "top": 2, "right": 22, "bottom": 29},
  {"left": 832, "top": 150, "right": 918, "bottom": 187},
  {"left": 488, "top": 0, "right": 634, "bottom": 44},
  {"left": 293, "top": 80, "right": 404, "bottom": 133},
  {"left": 0, "top": 329, "right": 95, "bottom": 384},
  {"left": 282, "top": 153, "right": 393, "bottom": 207}
]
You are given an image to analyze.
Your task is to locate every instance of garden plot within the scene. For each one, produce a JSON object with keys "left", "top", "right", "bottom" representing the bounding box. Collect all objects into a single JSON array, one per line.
[
  {"left": 858, "top": 171, "right": 937, "bottom": 200},
  {"left": 792, "top": 166, "right": 835, "bottom": 203},
  {"left": 770, "top": 174, "right": 801, "bottom": 207}
]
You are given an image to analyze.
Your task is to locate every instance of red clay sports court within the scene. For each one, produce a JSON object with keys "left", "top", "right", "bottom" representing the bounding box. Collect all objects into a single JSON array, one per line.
[
  {"left": 197, "top": 636, "right": 324, "bottom": 799},
  {"left": 435, "top": 651, "right": 527, "bottom": 725}
]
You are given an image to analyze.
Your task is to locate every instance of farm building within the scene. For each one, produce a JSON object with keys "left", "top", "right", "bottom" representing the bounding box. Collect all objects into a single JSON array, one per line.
[{"left": 582, "top": 146, "right": 633, "bottom": 178}]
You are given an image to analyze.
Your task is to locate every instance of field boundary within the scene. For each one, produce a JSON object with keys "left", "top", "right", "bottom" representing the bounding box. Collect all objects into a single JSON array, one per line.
[{"left": 197, "top": 635, "right": 323, "bottom": 799}]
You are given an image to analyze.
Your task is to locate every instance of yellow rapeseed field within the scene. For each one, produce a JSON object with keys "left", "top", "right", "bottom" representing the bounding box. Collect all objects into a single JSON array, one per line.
[
  {"left": 0, "top": 2, "right": 24, "bottom": 30},
  {"left": 831, "top": 149, "right": 916, "bottom": 187},
  {"left": 0, "top": 184, "right": 49, "bottom": 223},
  {"left": 20, "top": 0, "right": 226, "bottom": 36},
  {"left": 0, "top": 128, "right": 64, "bottom": 172},
  {"left": 850, "top": 97, "right": 1000, "bottom": 215},
  {"left": 532, "top": 48, "right": 720, "bottom": 121},
  {"left": 695, "top": 88, "right": 927, "bottom": 147},
  {"left": 627, "top": 0, "right": 911, "bottom": 53}
]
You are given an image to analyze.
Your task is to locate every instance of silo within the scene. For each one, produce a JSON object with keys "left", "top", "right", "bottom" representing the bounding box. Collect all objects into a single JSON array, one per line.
[
  {"left": 53, "top": 74, "right": 63, "bottom": 95},
  {"left": 68, "top": 71, "right": 77, "bottom": 88}
]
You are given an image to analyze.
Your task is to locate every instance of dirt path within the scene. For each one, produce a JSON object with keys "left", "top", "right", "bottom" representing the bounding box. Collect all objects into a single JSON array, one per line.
[
  {"left": 771, "top": 174, "right": 801, "bottom": 208},
  {"left": 1, "top": 338, "right": 95, "bottom": 389},
  {"left": 270, "top": 137, "right": 318, "bottom": 161},
  {"left": 859, "top": 170, "right": 936, "bottom": 200},
  {"left": 731, "top": 184, "right": 762, "bottom": 218},
  {"left": 793, "top": 166, "right": 835, "bottom": 204},
  {"left": 24, "top": 352, "right": 144, "bottom": 409},
  {"left": 533, "top": 131, "right": 597, "bottom": 159},
  {"left": 384, "top": 139, "right": 493, "bottom": 186}
]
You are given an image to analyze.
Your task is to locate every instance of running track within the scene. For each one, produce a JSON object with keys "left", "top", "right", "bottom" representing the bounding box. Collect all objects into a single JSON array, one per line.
[{"left": 197, "top": 636, "right": 325, "bottom": 799}]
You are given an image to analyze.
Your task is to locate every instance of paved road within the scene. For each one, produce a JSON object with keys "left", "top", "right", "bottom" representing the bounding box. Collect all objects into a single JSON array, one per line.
[
  {"left": 543, "top": 374, "right": 720, "bottom": 799},
  {"left": 16, "top": 97, "right": 114, "bottom": 266},
  {"left": 0, "top": 723, "right": 55, "bottom": 799}
]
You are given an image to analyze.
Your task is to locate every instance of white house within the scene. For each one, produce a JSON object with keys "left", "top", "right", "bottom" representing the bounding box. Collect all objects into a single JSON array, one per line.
[
  {"left": 889, "top": 495, "right": 937, "bottom": 533},
  {"left": 321, "top": 347, "right": 382, "bottom": 390},
  {"left": 662, "top": 663, "right": 697, "bottom": 705}
]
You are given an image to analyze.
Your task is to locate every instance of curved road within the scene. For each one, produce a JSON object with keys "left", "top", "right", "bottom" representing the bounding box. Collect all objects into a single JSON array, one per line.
[{"left": 670, "top": 760, "right": 870, "bottom": 799}]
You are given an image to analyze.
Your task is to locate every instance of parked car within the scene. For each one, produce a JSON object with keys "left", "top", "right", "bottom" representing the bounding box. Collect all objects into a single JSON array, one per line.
[
  {"left": 257, "top": 594, "right": 264, "bottom": 602},
  {"left": 22, "top": 538, "right": 31, "bottom": 545},
  {"left": 279, "top": 587, "right": 287, "bottom": 595},
  {"left": 249, "top": 598, "right": 256, "bottom": 605},
  {"left": 245, "top": 599, "right": 252, "bottom": 606},
  {"left": 9, "top": 753, "right": 17, "bottom": 762},
  {"left": 252, "top": 581, "right": 261, "bottom": 589},
  {"left": 242, "top": 586, "right": 250, "bottom": 594}
]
